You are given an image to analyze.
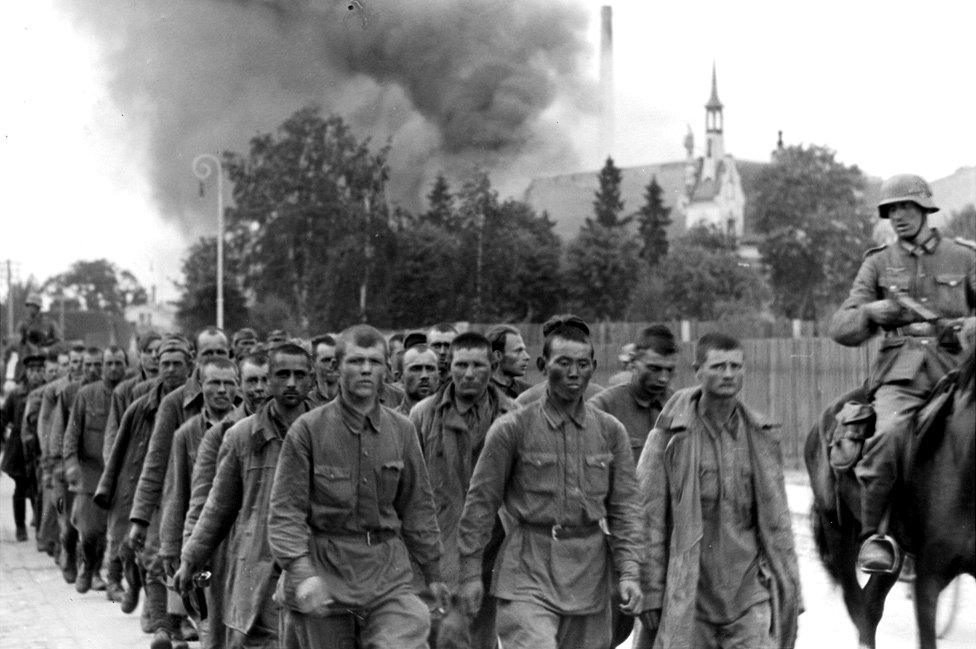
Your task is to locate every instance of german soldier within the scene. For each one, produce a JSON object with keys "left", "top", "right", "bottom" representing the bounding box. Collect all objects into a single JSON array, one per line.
[{"left": 829, "top": 174, "right": 976, "bottom": 572}]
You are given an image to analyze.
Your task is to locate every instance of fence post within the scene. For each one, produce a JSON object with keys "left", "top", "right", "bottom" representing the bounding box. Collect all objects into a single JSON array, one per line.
[
  {"left": 791, "top": 319, "right": 802, "bottom": 339},
  {"left": 680, "top": 320, "right": 691, "bottom": 343}
]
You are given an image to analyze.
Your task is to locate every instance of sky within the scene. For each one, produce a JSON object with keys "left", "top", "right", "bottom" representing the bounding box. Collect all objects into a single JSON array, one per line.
[{"left": 1, "top": 0, "right": 973, "bottom": 304}]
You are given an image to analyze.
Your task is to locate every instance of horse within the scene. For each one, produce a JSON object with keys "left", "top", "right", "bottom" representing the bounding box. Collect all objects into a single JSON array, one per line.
[{"left": 804, "top": 345, "right": 975, "bottom": 649}]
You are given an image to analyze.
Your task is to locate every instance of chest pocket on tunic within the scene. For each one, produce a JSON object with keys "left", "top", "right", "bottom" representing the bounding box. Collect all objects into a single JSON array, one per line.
[
  {"left": 518, "top": 452, "right": 559, "bottom": 494},
  {"left": 314, "top": 465, "right": 354, "bottom": 509},
  {"left": 583, "top": 453, "right": 612, "bottom": 498},
  {"left": 377, "top": 460, "right": 403, "bottom": 504},
  {"left": 935, "top": 274, "right": 965, "bottom": 313},
  {"left": 882, "top": 267, "right": 911, "bottom": 296}
]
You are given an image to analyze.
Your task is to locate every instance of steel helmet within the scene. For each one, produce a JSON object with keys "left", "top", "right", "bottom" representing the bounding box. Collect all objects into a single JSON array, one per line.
[
  {"left": 877, "top": 174, "right": 939, "bottom": 218},
  {"left": 24, "top": 293, "right": 42, "bottom": 308}
]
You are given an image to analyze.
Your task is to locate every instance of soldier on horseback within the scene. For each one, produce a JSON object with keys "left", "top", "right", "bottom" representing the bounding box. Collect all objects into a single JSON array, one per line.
[{"left": 829, "top": 173, "right": 976, "bottom": 574}]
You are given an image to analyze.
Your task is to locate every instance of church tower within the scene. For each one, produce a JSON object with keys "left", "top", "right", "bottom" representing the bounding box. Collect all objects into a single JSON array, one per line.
[{"left": 704, "top": 63, "right": 724, "bottom": 160}]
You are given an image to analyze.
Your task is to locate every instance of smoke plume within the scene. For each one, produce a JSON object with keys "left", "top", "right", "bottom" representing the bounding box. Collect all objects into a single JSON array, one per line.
[{"left": 62, "top": 0, "right": 595, "bottom": 236}]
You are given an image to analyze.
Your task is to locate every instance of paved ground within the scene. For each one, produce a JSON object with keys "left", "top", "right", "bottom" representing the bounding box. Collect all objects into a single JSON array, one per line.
[{"left": 1, "top": 474, "right": 973, "bottom": 648}]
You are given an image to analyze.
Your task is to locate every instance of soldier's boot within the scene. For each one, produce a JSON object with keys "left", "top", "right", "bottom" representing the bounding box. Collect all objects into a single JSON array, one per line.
[
  {"left": 75, "top": 540, "right": 98, "bottom": 593},
  {"left": 145, "top": 581, "right": 170, "bottom": 636},
  {"left": 60, "top": 540, "right": 78, "bottom": 584},
  {"left": 120, "top": 552, "right": 142, "bottom": 615},
  {"left": 857, "top": 482, "right": 902, "bottom": 574},
  {"left": 170, "top": 614, "right": 192, "bottom": 648},
  {"left": 177, "top": 615, "right": 198, "bottom": 642},
  {"left": 149, "top": 629, "right": 173, "bottom": 649},
  {"left": 90, "top": 539, "right": 107, "bottom": 591},
  {"left": 14, "top": 494, "right": 28, "bottom": 541},
  {"left": 106, "top": 554, "right": 125, "bottom": 602}
]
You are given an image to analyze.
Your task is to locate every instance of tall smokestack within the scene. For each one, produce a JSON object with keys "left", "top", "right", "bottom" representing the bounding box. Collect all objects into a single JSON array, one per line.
[{"left": 599, "top": 5, "right": 614, "bottom": 157}]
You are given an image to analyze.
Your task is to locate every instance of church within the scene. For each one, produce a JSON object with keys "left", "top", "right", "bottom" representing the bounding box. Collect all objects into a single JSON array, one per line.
[{"left": 523, "top": 67, "right": 769, "bottom": 257}]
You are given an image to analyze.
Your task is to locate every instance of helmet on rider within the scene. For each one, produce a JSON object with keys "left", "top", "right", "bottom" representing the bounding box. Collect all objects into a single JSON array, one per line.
[{"left": 877, "top": 174, "right": 939, "bottom": 219}]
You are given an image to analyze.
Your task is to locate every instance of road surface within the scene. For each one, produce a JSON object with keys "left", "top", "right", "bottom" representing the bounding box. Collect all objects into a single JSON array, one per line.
[{"left": 1, "top": 474, "right": 973, "bottom": 648}]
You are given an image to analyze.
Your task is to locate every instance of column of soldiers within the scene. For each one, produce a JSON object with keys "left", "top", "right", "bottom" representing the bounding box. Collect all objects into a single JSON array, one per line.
[{"left": 0, "top": 172, "right": 970, "bottom": 649}]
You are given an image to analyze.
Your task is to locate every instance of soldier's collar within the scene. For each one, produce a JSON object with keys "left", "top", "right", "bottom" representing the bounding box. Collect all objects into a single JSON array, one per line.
[
  {"left": 899, "top": 229, "right": 940, "bottom": 256},
  {"left": 542, "top": 388, "right": 587, "bottom": 428}
]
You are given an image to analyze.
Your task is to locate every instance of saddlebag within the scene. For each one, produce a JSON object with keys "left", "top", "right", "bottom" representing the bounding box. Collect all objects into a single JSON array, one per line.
[{"left": 828, "top": 401, "right": 875, "bottom": 471}]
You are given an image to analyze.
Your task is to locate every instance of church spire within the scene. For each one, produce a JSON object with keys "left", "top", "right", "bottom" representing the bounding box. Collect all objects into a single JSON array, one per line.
[
  {"left": 706, "top": 62, "right": 723, "bottom": 111},
  {"left": 704, "top": 62, "right": 724, "bottom": 159}
]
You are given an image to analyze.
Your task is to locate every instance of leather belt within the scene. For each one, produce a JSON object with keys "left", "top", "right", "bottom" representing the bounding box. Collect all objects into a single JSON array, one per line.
[
  {"left": 327, "top": 528, "right": 397, "bottom": 546},
  {"left": 521, "top": 521, "right": 603, "bottom": 541}
]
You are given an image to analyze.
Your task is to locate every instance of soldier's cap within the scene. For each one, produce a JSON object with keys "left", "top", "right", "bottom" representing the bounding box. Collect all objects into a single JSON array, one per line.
[
  {"left": 877, "top": 174, "right": 939, "bottom": 217},
  {"left": 156, "top": 334, "right": 192, "bottom": 358},
  {"left": 232, "top": 327, "right": 258, "bottom": 344},
  {"left": 403, "top": 331, "right": 427, "bottom": 350},
  {"left": 136, "top": 331, "right": 162, "bottom": 352},
  {"left": 24, "top": 293, "right": 42, "bottom": 308}
]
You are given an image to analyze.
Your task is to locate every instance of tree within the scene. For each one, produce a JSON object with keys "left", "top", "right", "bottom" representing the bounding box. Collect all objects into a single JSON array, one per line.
[
  {"left": 565, "top": 223, "right": 639, "bottom": 321},
  {"left": 635, "top": 176, "right": 671, "bottom": 265},
  {"left": 388, "top": 221, "right": 464, "bottom": 326},
  {"left": 628, "top": 237, "right": 768, "bottom": 321},
  {"left": 942, "top": 203, "right": 975, "bottom": 240},
  {"left": 422, "top": 174, "right": 460, "bottom": 231},
  {"left": 683, "top": 223, "right": 738, "bottom": 252},
  {"left": 174, "top": 237, "right": 249, "bottom": 334},
  {"left": 41, "top": 259, "right": 147, "bottom": 315},
  {"left": 590, "top": 157, "right": 628, "bottom": 229},
  {"left": 224, "top": 106, "right": 392, "bottom": 333},
  {"left": 750, "top": 144, "right": 876, "bottom": 320}
]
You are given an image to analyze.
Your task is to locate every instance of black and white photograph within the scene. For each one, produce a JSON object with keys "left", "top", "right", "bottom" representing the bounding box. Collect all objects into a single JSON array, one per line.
[{"left": 1, "top": 1, "right": 974, "bottom": 648}]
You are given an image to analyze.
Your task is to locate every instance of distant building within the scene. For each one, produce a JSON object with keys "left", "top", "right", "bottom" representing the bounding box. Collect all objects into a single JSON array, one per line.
[{"left": 526, "top": 66, "right": 766, "bottom": 253}]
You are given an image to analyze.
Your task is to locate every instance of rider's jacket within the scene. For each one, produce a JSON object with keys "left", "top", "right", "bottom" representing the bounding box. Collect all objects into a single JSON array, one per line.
[{"left": 829, "top": 231, "right": 975, "bottom": 389}]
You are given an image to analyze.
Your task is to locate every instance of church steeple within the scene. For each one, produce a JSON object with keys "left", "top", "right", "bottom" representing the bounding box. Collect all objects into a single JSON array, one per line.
[{"left": 704, "top": 62, "right": 724, "bottom": 159}]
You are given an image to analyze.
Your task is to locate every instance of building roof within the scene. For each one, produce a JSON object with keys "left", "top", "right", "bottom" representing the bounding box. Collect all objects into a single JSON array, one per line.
[{"left": 524, "top": 160, "right": 691, "bottom": 241}]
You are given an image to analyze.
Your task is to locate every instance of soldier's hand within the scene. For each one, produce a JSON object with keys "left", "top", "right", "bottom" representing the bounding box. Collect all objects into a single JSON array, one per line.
[
  {"left": 428, "top": 581, "right": 452, "bottom": 612},
  {"left": 64, "top": 465, "right": 80, "bottom": 490},
  {"left": 173, "top": 562, "right": 195, "bottom": 594},
  {"left": 294, "top": 576, "right": 334, "bottom": 617},
  {"left": 126, "top": 522, "right": 147, "bottom": 552},
  {"left": 863, "top": 299, "right": 903, "bottom": 325},
  {"left": 458, "top": 579, "right": 484, "bottom": 619},
  {"left": 617, "top": 579, "right": 643, "bottom": 615}
]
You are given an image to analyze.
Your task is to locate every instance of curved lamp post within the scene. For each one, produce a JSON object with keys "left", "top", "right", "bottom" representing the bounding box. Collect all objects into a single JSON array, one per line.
[{"left": 192, "top": 153, "right": 224, "bottom": 329}]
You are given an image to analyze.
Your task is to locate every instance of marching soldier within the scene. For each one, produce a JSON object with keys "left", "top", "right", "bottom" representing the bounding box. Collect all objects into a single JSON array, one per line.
[
  {"left": 486, "top": 324, "right": 532, "bottom": 399},
  {"left": 410, "top": 332, "right": 519, "bottom": 647},
  {"left": 457, "top": 324, "right": 643, "bottom": 649},
  {"left": 268, "top": 325, "right": 449, "bottom": 649},
  {"left": 636, "top": 333, "right": 801, "bottom": 649},
  {"left": 395, "top": 344, "right": 440, "bottom": 415},
  {"left": 829, "top": 174, "right": 976, "bottom": 572}
]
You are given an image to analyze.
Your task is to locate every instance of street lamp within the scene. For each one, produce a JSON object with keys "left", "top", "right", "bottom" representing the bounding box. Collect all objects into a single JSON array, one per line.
[{"left": 192, "top": 153, "right": 224, "bottom": 330}]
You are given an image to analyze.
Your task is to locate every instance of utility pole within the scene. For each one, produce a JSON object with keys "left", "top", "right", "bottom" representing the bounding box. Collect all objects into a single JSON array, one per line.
[{"left": 5, "top": 259, "right": 14, "bottom": 342}]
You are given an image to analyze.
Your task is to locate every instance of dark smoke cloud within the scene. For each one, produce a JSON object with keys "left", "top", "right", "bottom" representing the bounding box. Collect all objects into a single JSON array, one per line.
[{"left": 61, "top": 0, "right": 595, "bottom": 236}]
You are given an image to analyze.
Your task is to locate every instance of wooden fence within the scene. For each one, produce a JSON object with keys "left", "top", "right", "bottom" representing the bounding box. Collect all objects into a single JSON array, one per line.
[{"left": 512, "top": 337, "right": 877, "bottom": 469}]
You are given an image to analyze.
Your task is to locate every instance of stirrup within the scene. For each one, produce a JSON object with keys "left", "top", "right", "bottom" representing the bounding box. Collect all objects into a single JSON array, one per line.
[{"left": 857, "top": 534, "right": 904, "bottom": 575}]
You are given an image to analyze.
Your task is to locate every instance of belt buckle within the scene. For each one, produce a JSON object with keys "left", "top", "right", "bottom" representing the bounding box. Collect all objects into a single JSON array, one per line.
[{"left": 551, "top": 524, "right": 562, "bottom": 541}]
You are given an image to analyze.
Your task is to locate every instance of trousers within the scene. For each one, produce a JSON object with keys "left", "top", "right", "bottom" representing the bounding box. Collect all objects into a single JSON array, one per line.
[{"left": 494, "top": 598, "right": 611, "bottom": 649}]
